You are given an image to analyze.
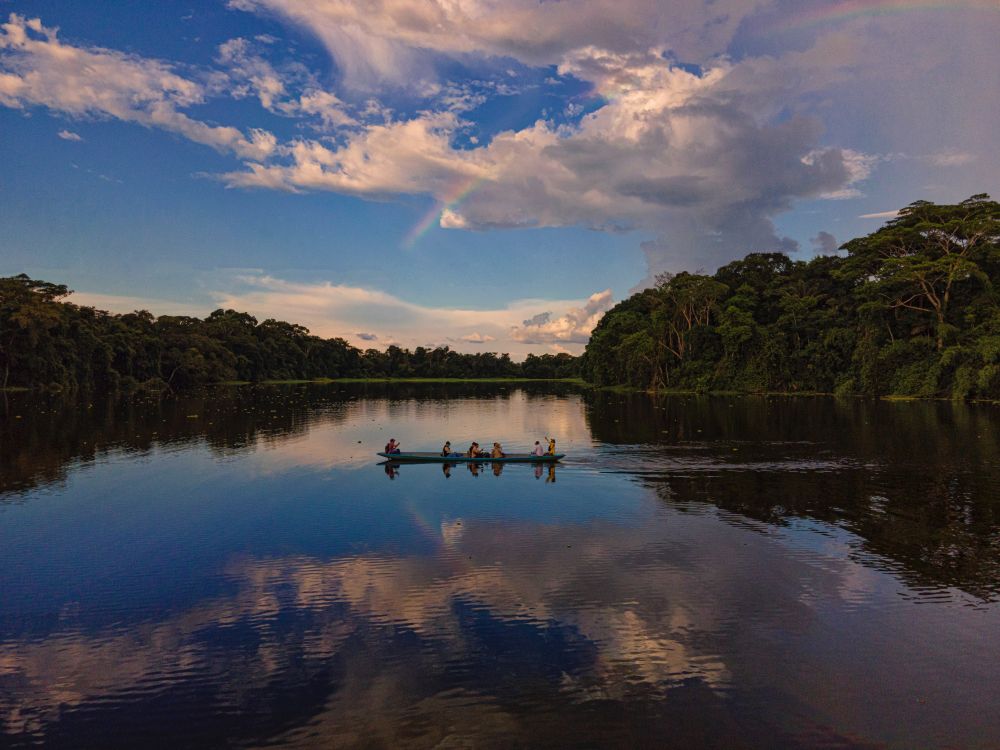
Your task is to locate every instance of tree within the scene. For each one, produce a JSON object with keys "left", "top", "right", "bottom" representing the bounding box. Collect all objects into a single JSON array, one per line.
[
  {"left": 841, "top": 195, "right": 1000, "bottom": 350},
  {"left": 653, "top": 272, "right": 728, "bottom": 363},
  {"left": 0, "top": 275, "right": 71, "bottom": 388}
]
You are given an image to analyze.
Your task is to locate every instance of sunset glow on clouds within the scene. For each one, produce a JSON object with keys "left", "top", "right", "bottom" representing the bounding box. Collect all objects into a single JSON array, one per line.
[
  {"left": 72, "top": 274, "right": 614, "bottom": 357},
  {"left": 3, "top": 1, "right": 998, "bottom": 355}
]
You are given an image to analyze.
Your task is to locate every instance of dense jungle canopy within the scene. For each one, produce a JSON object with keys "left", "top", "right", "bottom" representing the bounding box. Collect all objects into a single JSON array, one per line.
[
  {"left": 581, "top": 195, "right": 1000, "bottom": 399},
  {"left": 0, "top": 279, "right": 579, "bottom": 390},
  {"left": 3, "top": 195, "right": 999, "bottom": 397}
]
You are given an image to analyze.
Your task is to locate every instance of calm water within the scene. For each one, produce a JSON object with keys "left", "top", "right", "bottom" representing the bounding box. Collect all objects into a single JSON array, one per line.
[{"left": 1, "top": 384, "right": 999, "bottom": 749}]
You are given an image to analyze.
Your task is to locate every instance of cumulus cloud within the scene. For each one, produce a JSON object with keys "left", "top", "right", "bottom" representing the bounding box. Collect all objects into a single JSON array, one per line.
[
  {"left": 0, "top": 14, "right": 275, "bottom": 160},
  {"left": 219, "top": 51, "right": 868, "bottom": 272},
  {"left": 218, "top": 110, "right": 481, "bottom": 196},
  {"left": 57, "top": 128, "right": 82, "bottom": 141},
  {"left": 810, "top": 231, "right": 839, "bottom": 255},
  {"left": 0, "top": 10, "right": 896, "bottom": 279},
  {"left": 5, "top": 2, "right": 998, "bottom": 285},
  {"left": 510, "top": 290, "right": 613, "bottom": 345},
  {"left": 210, "top": 274, "right": 604, "bottom": 356},
  {"left": 227, "top": 0, "right": 774, "bottom": 86},
  {"left": 69, "top": 273, "right": 607, "bottom": 357},
  {"left": 214, "top": 3, "right": 998, "bottom": 274},
  {"left": 217, "top": 37, "right": 357, "bottom": 128}
]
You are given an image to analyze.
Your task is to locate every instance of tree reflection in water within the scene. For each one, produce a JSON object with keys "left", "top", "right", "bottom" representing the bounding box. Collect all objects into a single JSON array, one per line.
[
  {"left": 583, "top": 391, "right": 1000, "bottom": 601},
  {"left": 1, "top": 383, "right": 999, "bottom": 748}
]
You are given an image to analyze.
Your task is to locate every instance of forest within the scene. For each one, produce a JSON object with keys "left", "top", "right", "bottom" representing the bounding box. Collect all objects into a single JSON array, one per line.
[
  {"left": 4, "top": 195, "right": 998, "bottom": 398},
  {"left": 0, "top": 279, "right": 579, "bottom": 390},
  {"left": 582, "top": 195, "right": 1000, "bottom": 399}
]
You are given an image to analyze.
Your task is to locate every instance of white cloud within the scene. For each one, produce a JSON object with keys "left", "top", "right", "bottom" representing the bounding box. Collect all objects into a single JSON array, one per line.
[
  {"left": 228, "top": 0, "right": 774, "bottom": 86},
  {"left": 218, "top": 50, "right": 869, "bottom": 273},
  {"left": 5, "top": 2, "right": 998, "bottom": 284},
  {"left": 57, "top": 128, "right": 82, "bottom": 141},
  {"left": 70, "top": 273, "right": 609, "bottom": 357},
  {"left": 208, "top": 273, "right": 604, "bottom": 356},
  {"left": 510, "top": 290, "right": 613, "bottom": 345},
  {"left": 216, "top": 36, "right": 357, "bottom": 128},
  {"left": 217, "top": 37, "right": 287, "bottom": 109},
  {"left": 0, "top": 14, "right": 275, "bottom": 160},
  {"left": 218, "top": 110, "right": 480, "bottom": 196},
  {"left": 859, "top": 210, "right": 900, "bottom": 220}
]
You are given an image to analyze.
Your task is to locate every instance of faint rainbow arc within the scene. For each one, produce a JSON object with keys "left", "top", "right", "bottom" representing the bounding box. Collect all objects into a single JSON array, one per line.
[{"left": 402, "top": 174, "right": 488, "bottom": 249}]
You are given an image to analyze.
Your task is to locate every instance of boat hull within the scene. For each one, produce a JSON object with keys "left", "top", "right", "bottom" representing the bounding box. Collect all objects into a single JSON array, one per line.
[{"left": 377, "top": 452, "right": 564, "bottom": 463}]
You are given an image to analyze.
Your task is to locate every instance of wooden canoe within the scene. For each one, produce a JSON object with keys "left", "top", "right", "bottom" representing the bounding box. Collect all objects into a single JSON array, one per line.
[{"left": 377, "top": 452, "right": 564, "bottom": 463}]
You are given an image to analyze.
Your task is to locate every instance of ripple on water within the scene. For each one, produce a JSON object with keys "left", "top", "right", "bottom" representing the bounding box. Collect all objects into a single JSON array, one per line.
[{"left": 2, "top": 387, "right": 1000, "bottom": 748}]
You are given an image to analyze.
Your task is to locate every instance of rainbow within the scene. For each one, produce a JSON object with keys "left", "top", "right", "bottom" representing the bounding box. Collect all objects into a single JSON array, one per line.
[
  {"left": 774, "top": 0, "right": 997, "bottom": 33},
  {"left": 402, "top": 174, "right": 487, "bottom": 248}
]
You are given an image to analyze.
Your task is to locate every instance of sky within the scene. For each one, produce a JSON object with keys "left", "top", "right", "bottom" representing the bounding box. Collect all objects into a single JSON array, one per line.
[{"left": 1, "top": 0, "right": 998, "bottom": 357}]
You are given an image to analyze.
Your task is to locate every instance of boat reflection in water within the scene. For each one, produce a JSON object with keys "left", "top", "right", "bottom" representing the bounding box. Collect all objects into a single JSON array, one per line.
[
  {"left": 380, "top": 460, "right": 557, "bottom": 482},
  {"left": 4, "top": 383, "right": 1000, "bottom": 748}
]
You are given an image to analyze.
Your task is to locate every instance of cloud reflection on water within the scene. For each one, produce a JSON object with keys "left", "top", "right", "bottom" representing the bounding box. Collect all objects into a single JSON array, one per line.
[{"left": 3, "top": 386, "right": 1000, "bottom": 748}]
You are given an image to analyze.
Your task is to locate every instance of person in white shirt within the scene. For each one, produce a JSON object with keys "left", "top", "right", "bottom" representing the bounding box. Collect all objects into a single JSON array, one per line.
[{"left": 532, "top": 440, "right": 545, "bottom": 456}]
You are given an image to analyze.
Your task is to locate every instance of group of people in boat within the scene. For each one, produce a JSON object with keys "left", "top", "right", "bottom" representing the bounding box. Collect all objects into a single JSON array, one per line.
[
  {"left": 439, "top": 437, "right": 556, "bottom": 458},
  {"left": 384, "top": 437, "right": 557, "bottom": 458}
]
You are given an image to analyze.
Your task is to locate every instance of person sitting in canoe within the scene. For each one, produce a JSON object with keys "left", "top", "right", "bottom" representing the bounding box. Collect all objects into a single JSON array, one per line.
[
  {"left": 532, "top": 440, "right": 545, "bottom": 457},
  {"left": 385, "top": 438, "right": 401, "bottom": 454},
  {"left": 441, "top": 441, "right": 452, "bottom": 457},
  {"left": 467, "top": 441, "right": 480, "bottom": 458},
  {"left": 491, "top": 442, "right": 506, "bottom": 458}
]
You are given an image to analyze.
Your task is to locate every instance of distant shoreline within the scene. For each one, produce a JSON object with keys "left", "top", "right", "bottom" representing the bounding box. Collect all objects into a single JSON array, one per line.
[
  {"left": 5, "top": 380, "right": 998, "bottom": 405},
  {"left": 216, "top": 377, "right": 588, "bottom": 385}
]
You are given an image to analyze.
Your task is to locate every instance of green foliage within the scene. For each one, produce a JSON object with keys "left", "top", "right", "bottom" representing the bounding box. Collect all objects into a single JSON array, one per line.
[
  {"left": 584, "top": 194, "right": 1000, "bottom": 399},
  {"left": 0, "top": 280, "right": 580, "bottom": 390}
]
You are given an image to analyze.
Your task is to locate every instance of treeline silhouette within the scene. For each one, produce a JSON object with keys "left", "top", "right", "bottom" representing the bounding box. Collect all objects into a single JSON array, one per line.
[
  {"left": 0, "top": 279, "right": 580, "bottom": 391},
  {"left": 582, "top": 195, "right": 1000, "bottom": 399}
]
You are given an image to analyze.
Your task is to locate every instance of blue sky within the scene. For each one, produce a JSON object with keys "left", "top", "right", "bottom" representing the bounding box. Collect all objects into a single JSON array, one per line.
[{"left": 2, "top": 1, "right": 998, "bottom": 356}]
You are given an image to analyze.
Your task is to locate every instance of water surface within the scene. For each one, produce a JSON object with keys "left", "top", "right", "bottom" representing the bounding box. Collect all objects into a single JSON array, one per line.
[{"left": 1, "top": 384, "right": 998, "bottom": 748}]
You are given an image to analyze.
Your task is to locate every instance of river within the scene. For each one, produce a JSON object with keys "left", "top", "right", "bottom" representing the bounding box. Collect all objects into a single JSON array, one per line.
[{"left": 1, "top": 383, "right": 998, "bottom": 748}]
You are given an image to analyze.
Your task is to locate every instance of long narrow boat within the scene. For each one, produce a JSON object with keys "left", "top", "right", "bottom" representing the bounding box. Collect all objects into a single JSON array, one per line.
[{"left": 377, "top": 452, "right": 564, "bottom": 463}]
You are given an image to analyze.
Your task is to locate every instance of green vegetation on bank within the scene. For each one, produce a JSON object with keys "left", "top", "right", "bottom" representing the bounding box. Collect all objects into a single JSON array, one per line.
[
  {"left": 0, "top": 279, "right": 580, "bottom": 391},
  {"left": 5, "top": 194, "right": 998, "bottom": 400},
  {"left": 582, "top": 195, "right": 1000, "bottom": 400}
]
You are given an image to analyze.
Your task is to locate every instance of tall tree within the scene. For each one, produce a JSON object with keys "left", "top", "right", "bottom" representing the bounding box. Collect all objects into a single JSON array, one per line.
[
  {"left": 0, "top": 275, "right": 71, "bottom": 389},
  {"left": 841, "top": 195, "right": 1000, "bottom": 350}
]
